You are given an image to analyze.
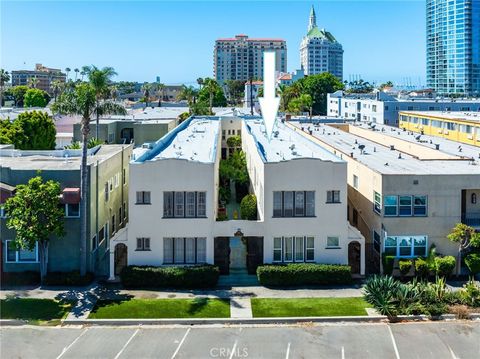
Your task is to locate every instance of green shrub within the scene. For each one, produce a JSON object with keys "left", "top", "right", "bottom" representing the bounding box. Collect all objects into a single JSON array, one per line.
[
  {"left": 465, "top": 253, "right": 480, "bottom": 275},
  {"left": 43, "top": 271, "right": 94, "bottom": 286},
  {"left": 434, "top": 256, "right": 456, "bottom": 278},
  {"left": 240, "top": 194, "right": 257, "bottom": 220},
  {"left": 121, "top": 265, "right": 219, "bottom": 289},
  {"left": 256, "top": 263, "right": 352, "bottom": 286},
  {"left": 382, "top": 255, "right": 395, "bottom": 275},
  {"left": 363, "top": 275, "right": 401, "bottom": 317},
  {"left": 219, "top": 186, "right": 231, "bottom": 203},
  {"left": 1, "top": 271, "right": 40, "bottom": 286},
  {"left": 399, "top": 259, "right": 413, "bottom": 277},
  {"left": 414, "top": 258, "right": 429, "bottom": 278},
  {"left": 423, "top": 302, "right": 448, "bottom": 317},
  {"left": 460, "top": 280, "right": 480, "bottom": 307}
]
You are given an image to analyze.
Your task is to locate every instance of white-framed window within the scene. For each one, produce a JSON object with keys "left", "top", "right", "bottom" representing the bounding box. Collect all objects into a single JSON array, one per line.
[
  {"left": 163, "top": 237, "right": 206, "bottom": 264},
  {"left": 384, "top": 195, "right": 398, "bottom": 216},
  {"left": 64, "top": 203, "right": 80, "bottom": 218},
  {"left": 373, "top": 191, "right": 382, "bottom": 214},
  {"left": 114, "top": 173, "right": 120, "bottom": 188},
  {"left": 272, "top": 236, "right": 315, "bottom": 263},
  {"left": 399, "top": 195, "right": 412, "bottom": 216},
  {"left": 123, "top": 168, "right": 127, "bottom": 186},
  {"left": 5, "top": 240, "right": 39, "bottom": 263},
  {"left": 384, "top": 235, "right": 427, "bottom": 257},
  {"left": 163, "top": 191, "right": 207, "bottom": 218},
  {"left": 136, "top": 191, "right": 151, "bottom": 205},
  {"left": 136, "top": 237, "right": 150, "bottom": 251},
  {"left": 326, "top": 190, "right": 340, "bottom": 203},
  {"left": 272, "top": 191, "right": 315, "bottom": 217},
  {"left": 326, "top": 236, "right": 340, "bottom": 248},
  {"left": 353, "top": 175, "right": 359, "bottom": 189}
]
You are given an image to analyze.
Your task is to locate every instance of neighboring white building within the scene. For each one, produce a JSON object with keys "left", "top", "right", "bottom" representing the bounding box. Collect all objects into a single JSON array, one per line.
[
  {"left": 300, "top": 6, "right": 343, "bottom": 80},
  {"left": 214, "top": 34, "right": 287, "bottom": 83},
  {"left": 110, "top": 115, "right": 365, "bottom": 278},
  {"left": 327, "top": 90, "right": 480, "bottom": 126}
]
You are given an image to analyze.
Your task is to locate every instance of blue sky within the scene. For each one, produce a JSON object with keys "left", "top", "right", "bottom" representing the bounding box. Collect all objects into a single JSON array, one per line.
[{"left": 1, "top": 0, "right": 426, "bottom": 86}]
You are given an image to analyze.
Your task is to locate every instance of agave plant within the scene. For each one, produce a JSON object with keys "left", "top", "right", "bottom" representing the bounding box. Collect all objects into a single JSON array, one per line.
[{"left": 363, "top": 275, "right": 400, "bottom": 318}]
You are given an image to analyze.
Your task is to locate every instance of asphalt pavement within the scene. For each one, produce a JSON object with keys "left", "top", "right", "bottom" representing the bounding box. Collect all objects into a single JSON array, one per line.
[{"left": 1, "top": 321, "right": 479, "bottom": 359}]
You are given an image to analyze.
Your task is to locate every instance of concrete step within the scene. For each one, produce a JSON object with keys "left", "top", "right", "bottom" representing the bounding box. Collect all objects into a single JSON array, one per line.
[{"left": 218, "top": 273, "right": 259, "bottom": 287}]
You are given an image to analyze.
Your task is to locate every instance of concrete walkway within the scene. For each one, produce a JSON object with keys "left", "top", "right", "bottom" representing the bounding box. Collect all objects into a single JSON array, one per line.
[{"left": 230, "top": 297, "right": 253, "bottom": 318}]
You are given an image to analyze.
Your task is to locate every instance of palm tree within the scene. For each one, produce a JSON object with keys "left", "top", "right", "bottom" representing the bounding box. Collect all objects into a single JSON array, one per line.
[
  {"left": 52, "top": 83, "right": 126, "bottom": 276},
  {"left": 177, "top": 85, "right": 198, "bottom": 112},
  {"left": 204, "top": 78, "right": 218, "bottom": 113},
  {"left": 27, "top": 77, "right": 39, "bottom": 88},
  {"left": 197, "top": 77, "right": 204, "bottom": 90},
  {"left": 109, "top": 84, "right": 118, "bottom": 102},
  {"left": 0, "top": 69, "right": 10, "bottom": 107},
  {"left": 51, "top": 80, "right": 63, "bottom": 103},
  {"left": 156, "top": 83, "right": 165, "bottom": 107},
  {"left": 74, "top": 68, "right": 79, "bottom": 81},
  {"left": 83, "top": 65, "right": 119, "bottom": 139},
  {"left": 142, "top": 82, "right": 151, "bottom": 109},
  {"left": 65, "top": 67, "right": 71, "bottom": 81}
]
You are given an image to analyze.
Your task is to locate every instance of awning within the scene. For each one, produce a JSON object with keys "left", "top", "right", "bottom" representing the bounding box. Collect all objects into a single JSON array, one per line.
[{"left": 60, "top": 188, "right": 80, "bottom": 204}]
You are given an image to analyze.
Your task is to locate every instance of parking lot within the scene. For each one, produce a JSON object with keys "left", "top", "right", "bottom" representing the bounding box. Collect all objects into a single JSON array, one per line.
[{"left": 1, "top": 321, "right": 479, "bottom": 359}]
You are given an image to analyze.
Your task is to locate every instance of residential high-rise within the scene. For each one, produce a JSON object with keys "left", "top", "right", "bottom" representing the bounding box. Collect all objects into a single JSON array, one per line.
[
  {"left": 300, "top": 6, "right": 343, "bottom": 80},
  {"left": 426, "top": 0, "right": 480, "bottom": 96},
  {"left": 11, "top": 64, "right": 66, "bottom": 95},
  {"left": 214, "top": 35, "right": 287, "bottom": 83}
]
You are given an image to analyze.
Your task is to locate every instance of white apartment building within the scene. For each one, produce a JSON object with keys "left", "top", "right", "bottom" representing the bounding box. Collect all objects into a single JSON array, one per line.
[
  {"left": 327, "top": 91, "right": 480, "bottom": 126},
  {"left": 214, "top": 35, "right": 287, "bottom": 83},
  {"left": 109, "top": 115, "right": 365, "bottom": 278},
  {"left": 300, "top": 6, "right": 343, "bottom": 80}
]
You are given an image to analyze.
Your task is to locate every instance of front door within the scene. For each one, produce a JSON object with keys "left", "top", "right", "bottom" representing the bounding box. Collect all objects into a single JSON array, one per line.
[
  {"left": 214, "top": 237, "right": 230, "bottom": 275},
  {"left": 114, "top": 243, "right": 128, "bottom": 276},
  {"left": 246, "top": 237, "right": 263, "bottom": 275},
  {"left": 348, "top": 241, "right": 361, "bottom": 274},
  {"left": 229, "top": 237, "right": 247, "bottom": 270}
]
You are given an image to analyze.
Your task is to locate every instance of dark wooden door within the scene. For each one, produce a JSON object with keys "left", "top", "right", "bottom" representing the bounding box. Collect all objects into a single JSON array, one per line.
[
  {"left": 114, "top": 243, "right": 128, "bottom": 276},
  {"left": 214, "top": 237, "right": 230, "bottom": 275},
  {"left": 246, "top": 237, "right": 263, "bottom": 275},
  {"left": 348, "top": 241, "right": 361, "bottom": 274}
]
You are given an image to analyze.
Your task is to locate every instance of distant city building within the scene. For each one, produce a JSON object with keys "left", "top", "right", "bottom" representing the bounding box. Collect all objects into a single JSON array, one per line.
[
  {"left": 426, "top": 0, "right": 480, "bottom": 96},
  {"left": 327, "top": 90, "right": 480, "bottom": 126},
  {"left": 214, "top": 34, "right": 287, "bottom": 83},
  {"left": 277, "top": 69, "right": 305, "bottom": 86},
  {"left": 300, "top": 6, "right": 343, "bottom": 80},
  {"left": 399, "top": 111, "right": 480, "bottom": 147},
  {"left": 11, "top": 64, "right": 66, "bottom": 95}
]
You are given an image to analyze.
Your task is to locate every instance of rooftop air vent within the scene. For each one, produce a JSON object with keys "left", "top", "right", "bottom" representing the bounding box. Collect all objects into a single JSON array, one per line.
[
  {"left": 435, "top": 144, "right": 440, "bottom": 150},
  {"left": 390, "top": 145, "right": 395, "bottom": 151}
]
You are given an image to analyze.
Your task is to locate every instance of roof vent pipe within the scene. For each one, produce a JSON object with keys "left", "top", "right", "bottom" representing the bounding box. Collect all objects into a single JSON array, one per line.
[
  {"left": 435, "top": 144, "right": 440, "bottom": 150},
  {"left": 390, "top": 145, "right": 395, "bottom": 151}
]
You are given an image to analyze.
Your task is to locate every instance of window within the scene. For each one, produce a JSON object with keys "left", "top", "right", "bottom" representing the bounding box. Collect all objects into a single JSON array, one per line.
[
  {"left": 65, "top": 203, "right": 80, "bottom": 218},
  {"left": 272, "top": 191, "right": 314, "bottom": 217},
  {"left": 98, "top": 226, "right": 105, "bottom": 244},
  {"left": 272, "top": 236, "right": 315, "bottom": 263},
  {"left": 114, "top": 173, "right": 120, "bottom": 188},
  {"left": 373, "top": 231, "right": 381, "bottom": 253},
  {"left": 353, "top": 175, "right": 359, "bottom": 189},
  {"left": 5, "top": 240, "right": 38, "bottom": 263},
  {"left": 111, "top": 215, "right": 116, "bottom": 235},
  {"left": 413, "top": 196, "right": 427, "bottom": 216},
  {"left": 123, "top": 168, "right": 127, "bottom": 185},
  {"left": 326, "top": 190, "right": 340, "bottom": 203},
  {"left": 119, "top": 207, "right": 122, "bottom": 225},
  {"left": 399, "top": 196, "right": 412, "bottom": 216},
  {"left": 123, "top": 202, "right": 127, "bottom": 221},
  {"left": 373, "top": 192, "right": 381, "bottom": 214},
  {"left": 326, "top": 236, "right": 340, "bottom": 248},
  {"left": 163, "top": 237, "right": 206, "bottom": 264},
  {"left": 164, "top": 191, "right": 207, "bottom": 218},
  {"left": 105, "top": 182, "right": 109, "bottom": 201},
  {"left": 136, "top": 191, "right": 151, "bottom": 204},
  {"left": 136, "top": 237, "right": 150, "bottom": 251},
  {"left": 384, "top": 235, "right": 427, "bottom": 257},
  {"left": 384, "top": 196, "right": 398, "bottom": 216}
]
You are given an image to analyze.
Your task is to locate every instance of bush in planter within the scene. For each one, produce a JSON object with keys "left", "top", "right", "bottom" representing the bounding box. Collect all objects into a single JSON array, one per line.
[
  {"left": 434, "top": 256, "right": 456, "bottom": 278},
  {"left": 240, "top": 194, "right": 257, "bottom": 220},
  {"left": 256, "top": 263, "right": 352, "bottom": 286},
  {"left": 399, "top": 259, "right": 413, "bottom": 277},
  {"left": 465, "top": 253, "right": 480, "bottom": 276},
  {"left": 382, "top": 255, "right": 395, "bottom": 276},
  {"left": 120, "top": 265, "right": 219, "bottom": 289},
  {"left": 415, "top": 258, "right": 429, "bottom": 278}
]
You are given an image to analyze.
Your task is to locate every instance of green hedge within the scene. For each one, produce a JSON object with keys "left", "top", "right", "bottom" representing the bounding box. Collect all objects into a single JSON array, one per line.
[
  {"left": 415, "top": 257, "right": 430, "bottom": 278},
  {"left": 240, "top": 194, "right": 257, "bottom": 220},
  {"left": 121, "top": 265, "right": 220, "bottom": 289},
  {"left": 256, "top": 263, "right": 352, "bottom": 286},
  {"left": 399, "top": 259, "right": 413, "bottom": 276},
  {"left": 465, "top": 253, "right": 480, "bottom": 275},
  {"left": 382, "top": 255, "right": 395, "bottom": 276},
  {"left": 1, "top": 271, "right": 40, "bottom": 287},
  {"left": 43, "top": 271, "right": 94, "bottom": 286},
  {"left": 434, "top": 256, "right": 456, "bottom": 278}
]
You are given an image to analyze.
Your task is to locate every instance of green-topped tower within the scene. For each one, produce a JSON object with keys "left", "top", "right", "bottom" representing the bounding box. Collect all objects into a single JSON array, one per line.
[{"left": 300, "top": 5, "right": 343, "bottom": 80}]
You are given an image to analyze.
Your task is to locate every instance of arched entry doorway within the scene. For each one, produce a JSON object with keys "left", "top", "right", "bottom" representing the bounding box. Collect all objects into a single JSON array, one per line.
[
  {"left": 114, "top": 243, "right": 128, "bottom": 276},
  {"left": 348, "top": 241, "right": 361, "bottom": 275}
]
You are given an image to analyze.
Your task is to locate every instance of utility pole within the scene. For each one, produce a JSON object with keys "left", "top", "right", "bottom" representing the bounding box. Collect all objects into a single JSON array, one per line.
[{"left": 250, "top": 78, "right": 254, "bottom": 115}]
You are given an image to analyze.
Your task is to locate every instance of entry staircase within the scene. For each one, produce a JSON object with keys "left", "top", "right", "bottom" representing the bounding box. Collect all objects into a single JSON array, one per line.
[{"left": 218, "top": 268, "right": 259, "bottom": 287}]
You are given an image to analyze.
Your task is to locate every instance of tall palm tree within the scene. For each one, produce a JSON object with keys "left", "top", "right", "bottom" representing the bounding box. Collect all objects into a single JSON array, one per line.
[
  {"left": 109, "top": 84, "right": 118, "bottom": 102},
  {"left": 74, "top": 68, "right": 79, "bottom": 81},
  {"left": 142, "top": 82, "right": 151, "bottom": 109},
  {"left": 52, "top": 83, "right": 126, "bottom": 276},
  {"left": 204, "top": 78, "right": 218, "bottom": 113},
  {"left": 65, "top": 67, "right": 71, "bottom": 81},
  {"left": 156, "top": 83, "right": 165, "bottom": 107},
  {"left": 28, "top": 77, "right": 39, "bottom": 88},
  {"left": 177, "top": 85, "right": 198, "bottom": 112},
  {"left": 197, "top": 77, "right": 204, "bottom": 90},
  {"left": 0, "top": 69, "right": 10, "bottom": 107},
  {"left": 83, "top": 65, "right": 119, "bottom": 139},
  {"left": 51, "top": 80, "right": 63, "bottom": 103}
]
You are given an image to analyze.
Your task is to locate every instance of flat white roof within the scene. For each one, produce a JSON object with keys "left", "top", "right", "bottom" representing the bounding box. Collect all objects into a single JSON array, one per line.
[
  {"left": 246, "top": 119, "right": 343, "bottom": 163},
  {"left": 400, "top": 111, "right": 480, "bottom": 123}
]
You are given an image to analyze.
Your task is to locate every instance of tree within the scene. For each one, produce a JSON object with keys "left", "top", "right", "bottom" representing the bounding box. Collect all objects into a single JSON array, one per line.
[
  {"left": 24, "top": 88, "right": 48, "bottom": 107},
  {"left": 198, "top": 78, "right": 227, "bottom": 111},
  {"left": 0, "top": 69, "right": 10, "bottom": 107},
  {"left": 4, "top": 176, "right": 65, "bottom": 282},
  {"left": 346, "top": 79, "right": 374, "bottom": 94},
  {"left": 379, "top": 81, "right": 394, "bottom": 90},
  {"left": 177, "top": 85, "right": 199, "bottom": 111},
  {"left": 240, "top": 194, "right": 257, "bottom": 220},
  {"left": 156, "top": 83, "right": 165, "bottom": 107},
  {"left": 65, "top": 67, "right": 71, "bottom": 80},
  {"left": 447, "top": 223, "right": 480, "bottom": 276},
  {"left": 52, "top": 82, "right": 126, "bottom": 276},
  {"left": 197, "top": 77, "right": 204, "bottom": 89},
  {"left": 225, "top": 80, "right": 245, "bottom": 105},
  {"left": 0, "top": 110, "right": 56, "bottom": 150},
  {"left": 83, "top": 65, "right": 119, "bottom": 139},
  {"left": 142, "top": 82, "right": 152, "bottom": 108},
  {"left": 297, "top": 73, "right": 344, "bottom": 115},
  {"left": 287, "top": 94, "right": 313, "bottom": 116},
  {"left": 74, "top": 68, "right": 79, "bottom": 81},
  {"left": 51, "top": 80, "right": 63, "bottom": 103},
  {"left": 27, "top": 77, "right": 39, "bottom": 88},
  {"left": 11, "top": 85, "right": 29, "bottom": 107},
  {"left": 226, "top": 135, "right": 241, "bottom": 148}
]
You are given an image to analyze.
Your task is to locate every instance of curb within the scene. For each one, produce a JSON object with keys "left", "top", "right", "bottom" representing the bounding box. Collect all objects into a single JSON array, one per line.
[{"left": 0, "top": 319, "right": 28, "bottom": 326}]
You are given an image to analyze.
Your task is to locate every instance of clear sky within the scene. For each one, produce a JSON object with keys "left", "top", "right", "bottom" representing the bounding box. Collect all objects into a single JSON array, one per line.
[{"left": 1, "top": 0, "right": 426, "bottom": 86}]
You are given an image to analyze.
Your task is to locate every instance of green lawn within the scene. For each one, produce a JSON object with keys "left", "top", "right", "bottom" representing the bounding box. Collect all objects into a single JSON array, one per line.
[
  {"left": 89, "top": 298, "right": 230, "bottom": 319},
  {"left": 0, "top": 298, "right": 73, "bottom": 323},
  {"left": 251, "top": 297, "right": 371, "bottom": 317}
]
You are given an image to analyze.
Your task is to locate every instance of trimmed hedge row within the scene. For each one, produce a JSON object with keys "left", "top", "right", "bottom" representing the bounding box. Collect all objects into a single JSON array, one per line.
[
  {"left": 256, "top": 263, "right": 352, "bottom": 286},
  {"left": 43, "top": 271, "right": 94, "bottom": 286},
  {"left": 121, "top": 265, "right": 220, "bottom": 289}
]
